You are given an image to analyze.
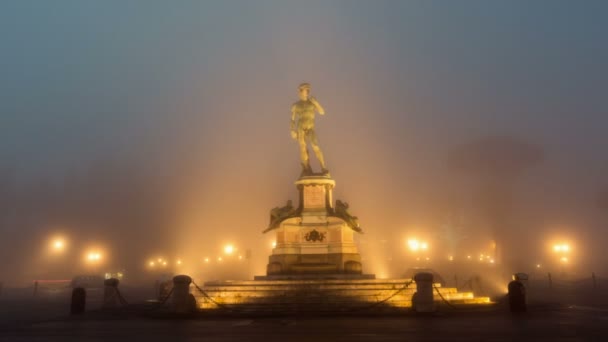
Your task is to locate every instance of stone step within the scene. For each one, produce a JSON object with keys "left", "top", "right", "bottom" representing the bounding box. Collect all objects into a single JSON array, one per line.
[{"left": 192, "top": 279, "right": 490, "bottom": 311}]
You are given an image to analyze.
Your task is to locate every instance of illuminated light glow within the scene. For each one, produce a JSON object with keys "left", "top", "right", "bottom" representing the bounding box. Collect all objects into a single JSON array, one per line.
[
  {"left": 176, "top": 259, "right": 182, "bottom": 265},
  {"left": 560, "top": 256, "right": 568, "bottom": 263},
  {"left": 157, "top": 258, "right": 162, "bottom": 263},
  {"left": 553, "top": 243, "right": 571, "bottom": 253},
  {"left": 425, "top": 257, "right": 430, "bottom": 261},
  {"left": 467, "top": 255, "right": 471, "bottom": 260},
  {"left": 420, "top": 242, "right": 428, "bottom": 250},
  {"left": 224, "top": 245, "right": 234, "bottom": 255},
  {"left": 536, "top": 264, "right": 541, "bottom": 268},
  {"left": 407, "top": 239, "right": 420, "bottom": 251},
  {"left": 490, "top": 259, "right": 495, "bottom": 264},
  {"left": 238, "top": 255, "right": 243, "bottom": 260},
  {"left": 149, "top": 261, "right": 155, "bottom": 267},
  {"left": 86, "top": 251, "right": 102, "bottom": 262},
  {"left": 162, "top": 261, "right": 167, "bottom": 266},
  {"left": 271, "top": 241, "right": 277, "bottom": 248},
  {"left": 52, "top": 239, "right": 65, "bottom": 251},
  {"left": 218, "top": 257, "right": 223, "bottom": 262},
  {"left": 448, "top": 256, "right": 454, "bottom": 261},
  {"left": 415, "top": 257, "right": 420, "bottom": 261},
  {"left": 204, "top": 258, "right": 210, "bottom": 263}
]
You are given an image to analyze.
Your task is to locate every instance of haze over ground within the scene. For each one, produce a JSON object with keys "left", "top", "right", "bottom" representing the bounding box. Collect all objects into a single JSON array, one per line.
[{"left": 0, "top": 0, "right": 607, "bottom": 283}]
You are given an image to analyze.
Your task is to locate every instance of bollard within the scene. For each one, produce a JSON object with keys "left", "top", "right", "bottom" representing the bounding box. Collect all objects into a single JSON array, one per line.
[
  {"left": 413, "top": 272, "right": 435, "bottom": 313},
  {"left": 71, "top": 287, "right": 86, "bottom": 315},
  {"left": 172, "top": 275, "right": 195, "bottom": 314},
  {"left": 33, "top": 281, "right": 38, "bottom": 297},
  {"left": 102, "top": 278, "right": 121, "bottom": 309},
  {"left": 508, "top": 274, "right": 526, "bottom": 313}
]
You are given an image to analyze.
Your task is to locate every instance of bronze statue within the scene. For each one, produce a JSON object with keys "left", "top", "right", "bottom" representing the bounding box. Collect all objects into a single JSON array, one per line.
[
  {"left": 334, "top": 200, "right": 362, "bottom": 233},
  {"left": 291, "top": 83, "right": 328, "bottom": 176},
  {"left": 264, "top": 200, "right": 297, "bottom": 233}
]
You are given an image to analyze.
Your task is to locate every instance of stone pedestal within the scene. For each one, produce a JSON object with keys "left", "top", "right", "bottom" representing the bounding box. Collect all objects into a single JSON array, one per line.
[{"left": 262, "top": 175, "right": 368, "bottom": 277}]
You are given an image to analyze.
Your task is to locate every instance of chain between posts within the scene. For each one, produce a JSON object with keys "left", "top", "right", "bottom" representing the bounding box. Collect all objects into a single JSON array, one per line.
[
  {"left": 433, "top": 285, "right": 459, "bottom": 310},
  {"left": 191, "top": 280, "right": 239, "bottom": 312}
]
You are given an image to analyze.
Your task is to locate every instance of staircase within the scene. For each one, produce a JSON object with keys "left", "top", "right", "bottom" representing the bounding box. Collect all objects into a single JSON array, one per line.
[{"left": 192, "top": 278, "right": 491, "bottom": 313}]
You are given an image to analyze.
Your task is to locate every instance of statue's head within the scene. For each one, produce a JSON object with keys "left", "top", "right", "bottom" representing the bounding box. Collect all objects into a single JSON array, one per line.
[{"left": 298, "top": 83, "right": 311, "bottom": 100}]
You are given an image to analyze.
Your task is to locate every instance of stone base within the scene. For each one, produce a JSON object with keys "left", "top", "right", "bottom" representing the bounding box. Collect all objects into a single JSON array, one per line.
[{"left": 266, "top": 253, "right": 362, "bottom": 275}]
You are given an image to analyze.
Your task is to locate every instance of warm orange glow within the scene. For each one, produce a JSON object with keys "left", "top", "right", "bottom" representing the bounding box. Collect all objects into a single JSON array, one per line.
[
  {"left": 86, "top": 251, "right": 102, "bottom": 263},
  {"left": 224, "top": 244, "right": 234, "bottom": 255}
]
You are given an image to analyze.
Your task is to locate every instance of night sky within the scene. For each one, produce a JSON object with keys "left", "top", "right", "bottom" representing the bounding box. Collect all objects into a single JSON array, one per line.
[{"left": 1, "top": 1, "right": 607, "bottom": 281}]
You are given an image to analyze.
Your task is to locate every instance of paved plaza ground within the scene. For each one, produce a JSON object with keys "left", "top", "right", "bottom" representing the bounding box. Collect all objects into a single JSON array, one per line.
[{"left": 1, "top": 281, "right": 608, "bottom": 341}]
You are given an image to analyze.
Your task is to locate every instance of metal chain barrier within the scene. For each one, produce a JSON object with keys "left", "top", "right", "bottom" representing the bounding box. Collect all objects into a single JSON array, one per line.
[
  {"left": 115, "top": 287, "right": 129, "bottom": 306},
  {"left": 433, "top": 285, "right": 458, "bottom": 310},
  {"left": 145, "top": 287, "right": 175, "bottom": 311},
  {"left": 191, "top": 280, "right": 242, "bottom": 312},
  {"left": 343, "top": 280, "right": 414, "bottom": 312}
]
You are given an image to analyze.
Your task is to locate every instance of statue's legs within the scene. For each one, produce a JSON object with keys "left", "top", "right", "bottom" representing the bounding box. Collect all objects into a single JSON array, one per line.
[
  {"left": 298, "top": 130, "right": 312, "bottom": 174},
  {"left": 309, "top": 131, "right": 328, "bottom": 173}
]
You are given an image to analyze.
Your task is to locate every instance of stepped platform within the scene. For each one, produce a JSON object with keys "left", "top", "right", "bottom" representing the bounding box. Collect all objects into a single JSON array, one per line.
[{"left": 192, "top": 278, "right": 491, "bottom": 313}]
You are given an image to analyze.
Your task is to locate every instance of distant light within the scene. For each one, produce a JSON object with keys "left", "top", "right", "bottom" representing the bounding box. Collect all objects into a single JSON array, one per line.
[
  {"left": 162, "top": 261, "right": 167, "bottom": 266},
  {"left": 407, "top": 239, "right": 420, "bottom": 251},
  {"left": 416, "top": 257, "right": 420, "bottom": 261},
  {"left": 553, "top": 243, "right": 571, "bottom": 253},
  {"left": 536, "top": 264, "right": 541, "bottom": 268},
  {"left": 490, "top": 259, "right": 495, "bottom": 264},
  {"left": 176, "top": 259, "right": 182, "bottom": 265},
  {"left": 448, "top": 256, "right": 454, "bottom": 261},
  {"left": 420, "top": 242, "right": 428, "bottom": 250},
  {"left": 560, "top": 256, "right": 568, "bottom": 263},
  {"left": 467, "top": 255, "right": 471, "bottom": 260},
  {"left": 149, "top": 261, "right": 155, "bottom": 267},
  {"left": 218, "top": 257, "right": 223, "bottom": 262},
  {"left": 238, "top": 255, "right": 243, "bottom": 260},
  {"left": 86, "top": 251, "right": 102, "bottom": 262},
  {"left": 204, "top": 258, "right": 210, "bottom": 263},
  {"left": 224, "top": 245, "right": 234, "bottom": 255},
  {"left": 271, "top": 241, "right": 277, "bottom": 248},
  {"left": 425, "top": 257, "right": 430, "bottom": 261},
  {"left": 52, "top": 239, "right": 64, "bottom": 251},
  {"left": 157, "top": 258, "right": 162, "bottom": 263}
]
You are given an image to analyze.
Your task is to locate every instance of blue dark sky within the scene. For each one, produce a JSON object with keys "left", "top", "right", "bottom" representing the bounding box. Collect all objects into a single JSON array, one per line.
[{"left": 1, "top": 1, "right": 607, "bottom": 278}]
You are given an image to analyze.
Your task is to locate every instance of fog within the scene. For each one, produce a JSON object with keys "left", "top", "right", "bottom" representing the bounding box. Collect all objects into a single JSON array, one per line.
[{"left": 1, "top": 1, "right": 607, "bottom": 286}]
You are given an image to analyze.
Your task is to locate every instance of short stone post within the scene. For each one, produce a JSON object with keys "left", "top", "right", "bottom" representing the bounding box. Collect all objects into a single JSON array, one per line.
[
  {"left": 172, "top": 275, "right": 195, "bottom": 314},
  {"left": 70, "top": 287, "right": 86, "bottom": 315},
  {"left": 102, "top": 278, "right": 121, "bottom": 309},
  {"left": 413, "top": 272, "right": 435, "bottom": 313}
]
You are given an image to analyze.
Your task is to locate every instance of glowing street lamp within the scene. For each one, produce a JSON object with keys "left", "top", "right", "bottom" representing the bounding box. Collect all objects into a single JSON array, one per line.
[
  {"left": 224, "top": 244, "right": 235, "bottom": 255},
  {"left": 407, "top": 239, "right": 420, "bottom": 252},
  {"left": 85, "top": 251, "right": 102, "bottom": 263}
]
